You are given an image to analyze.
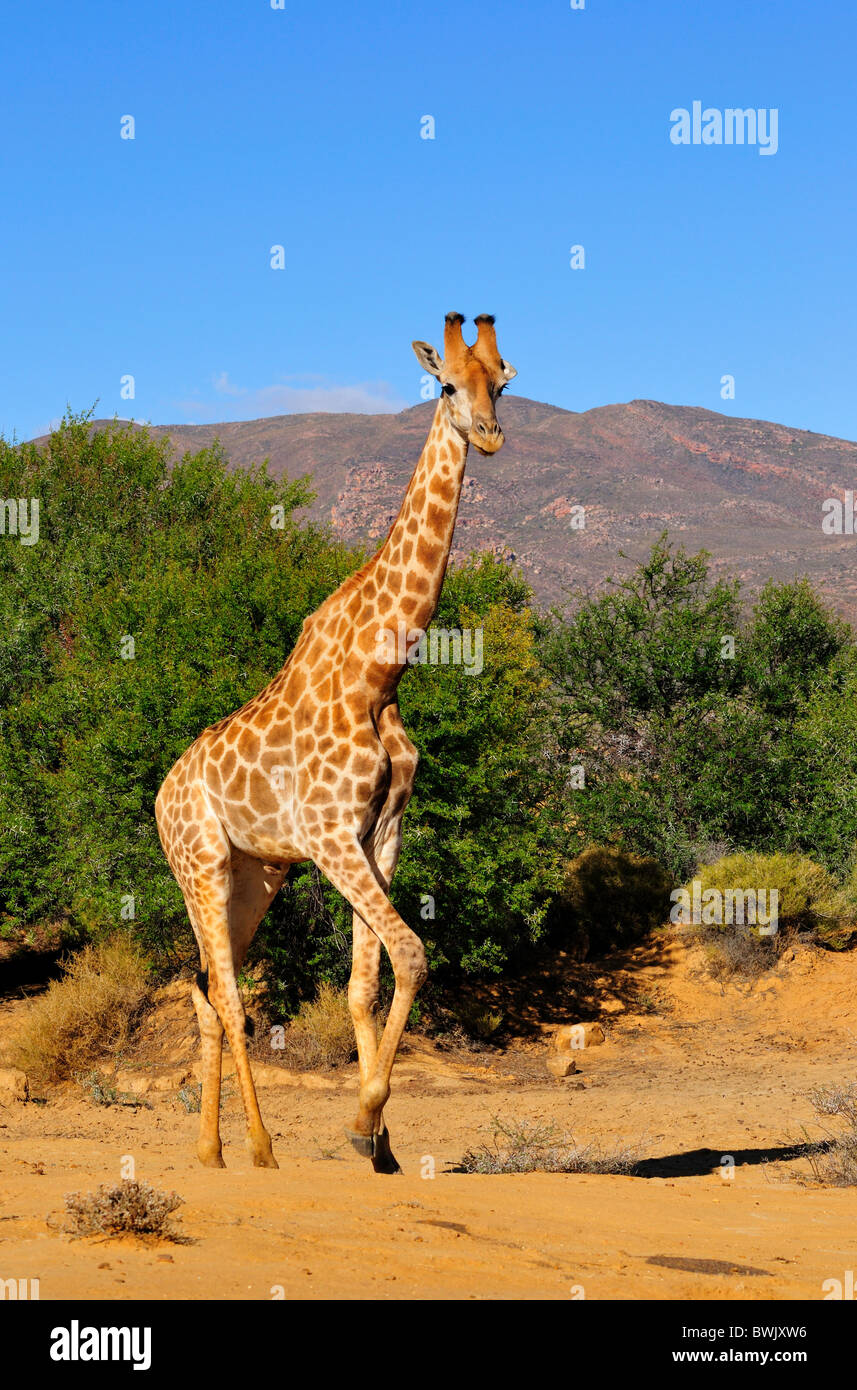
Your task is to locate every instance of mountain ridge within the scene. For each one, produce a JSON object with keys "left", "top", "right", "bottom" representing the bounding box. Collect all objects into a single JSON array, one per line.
[{"left": 35, "top": 395, "right": 857, "bottom": 618}]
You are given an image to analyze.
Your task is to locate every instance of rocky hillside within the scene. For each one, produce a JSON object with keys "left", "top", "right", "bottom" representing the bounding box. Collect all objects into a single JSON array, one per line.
[{"left": 60, "top": 396, "right": 857, "bottom": 618}]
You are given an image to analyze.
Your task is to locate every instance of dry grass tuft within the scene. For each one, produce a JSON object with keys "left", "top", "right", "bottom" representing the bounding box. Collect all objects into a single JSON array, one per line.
[
  {"left": 279, "top": 982, "right": 357, "bottom": 1070},
  {"left": 10, "top": 936, "right": 150, "bottom": 1082},
  {"left": 62, "top": 1180, "right": 183, "bottom": 1239},
  {"left": 458, "top": 1115, "right": 643, "bottom": 1175},
  {"left": 803, "top": 1083, "right": 857, "bottom": 1186}
]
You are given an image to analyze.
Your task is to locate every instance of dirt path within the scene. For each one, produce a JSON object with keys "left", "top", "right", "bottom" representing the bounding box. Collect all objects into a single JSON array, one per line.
[{"left": 1, "top": 936, "right": 856, "bottom": 1300}]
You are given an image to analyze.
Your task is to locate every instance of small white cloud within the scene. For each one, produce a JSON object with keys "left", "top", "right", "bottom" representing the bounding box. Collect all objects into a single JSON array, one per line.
[
  {"left": 211, "top": 370, "right": 244, "bottom": 397},
  {"left": 175, "top": 372, "right": 408, "bottom": 421}
]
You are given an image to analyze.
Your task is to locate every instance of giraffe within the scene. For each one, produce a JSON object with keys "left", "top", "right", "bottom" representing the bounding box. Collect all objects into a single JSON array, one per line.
[{"left": 155, "top": 312, "right": 517, "bottom": 1174}]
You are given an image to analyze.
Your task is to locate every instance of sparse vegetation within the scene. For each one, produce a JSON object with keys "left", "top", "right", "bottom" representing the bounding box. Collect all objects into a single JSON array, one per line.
[
  {"left": 447, "top": 1001, "right": 505, "bottom": 1041},
  {"left": 458, "top": 1115, "right": 642, "bottom": 1175},
  {"left": 62, "top": 1179, "right": 183, "bottom": 1239},
  {"left": 10, "top": 936, "right": 150, "bottom": 1082},
  {"left": 77, "top": 1069, "right": 150, "bottom": 1108},
  {"left": 178, "top": 1082, "right": 202, "bottom": 1113}
]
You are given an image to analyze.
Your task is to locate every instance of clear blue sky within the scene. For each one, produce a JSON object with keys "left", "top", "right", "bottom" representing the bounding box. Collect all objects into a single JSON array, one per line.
[{"left": 2, "top": 0, "right": 855, "bottom": 442}]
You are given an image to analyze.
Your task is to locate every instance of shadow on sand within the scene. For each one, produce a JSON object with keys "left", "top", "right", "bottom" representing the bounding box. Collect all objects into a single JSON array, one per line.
[{"left": 632, "top": 1140, "right": 830, "bottom": 1179}]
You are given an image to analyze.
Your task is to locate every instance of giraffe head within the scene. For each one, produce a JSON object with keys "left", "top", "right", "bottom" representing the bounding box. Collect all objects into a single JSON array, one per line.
[{"left": 412, "top": 312, "right": 517, "bottom": 455}]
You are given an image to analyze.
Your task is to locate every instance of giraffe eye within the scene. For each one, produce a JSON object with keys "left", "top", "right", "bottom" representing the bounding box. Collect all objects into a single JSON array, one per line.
[{"left": 442, "top": 383, "right": 456, "bottom": 396}]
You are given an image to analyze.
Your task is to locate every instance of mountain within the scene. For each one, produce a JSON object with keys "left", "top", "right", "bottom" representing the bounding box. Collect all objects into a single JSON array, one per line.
[{"left": 55, "top": 396, "right": 857, "bottom": 619}]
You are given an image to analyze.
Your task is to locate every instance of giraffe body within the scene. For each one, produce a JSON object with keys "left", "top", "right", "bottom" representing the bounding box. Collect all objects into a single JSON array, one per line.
[{"left": 155, "top": 313, "right": 516, "bottom": 1171}]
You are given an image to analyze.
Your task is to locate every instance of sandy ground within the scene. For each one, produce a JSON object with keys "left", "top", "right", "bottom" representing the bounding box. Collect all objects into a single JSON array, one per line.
[{"left": 1, "top": 933, "right": 856, "bottom": 1301}]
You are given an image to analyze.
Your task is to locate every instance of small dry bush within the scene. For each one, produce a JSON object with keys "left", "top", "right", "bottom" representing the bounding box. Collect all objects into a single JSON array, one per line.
[
  {"left": 77, "top": 1069, "right": 149, "bottom": 1108},
  {"left": 458, "top": 1116, "right": 642, "bottom": 1175},
  {"left": 447, "top": 1000, "right": 504, "bottom": 1043},
  {"left": 279, "top": 982, "right": 357, "bottom": 1070},
  {"left": 63, "top": 1180, "right": 183, "bottom": 1239},
  {"left": 11, "top": 936, "right": 150, "bottom": 1082},
  {"left": 803, "top": 1083, "right": 857, "bottom": 1186},
  {"left": 698, "top": 925, "right": 789, "bottom": 986}
]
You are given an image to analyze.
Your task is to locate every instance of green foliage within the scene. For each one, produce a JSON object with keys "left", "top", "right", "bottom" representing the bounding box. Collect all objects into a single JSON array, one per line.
[
  {"left": 781, "top": 653, "right": 857, "bottom": 874},
  {"left": 542, "top": 534, "right": 857, "bottom": 888},
  {"left": 742, "top": 578, "right": 852, "bottom": 719},
  {"left": 395, "top": 570, "right": 566, "bottom": 977},
  {"left": 542, "top": 536, "right": 743, "bottom": 727},
  {"left": 3, "top": 418, "right": 856, "bottom": 994},
  {"left": 0, "top": 416, "right": 565, "bottom": 997}
]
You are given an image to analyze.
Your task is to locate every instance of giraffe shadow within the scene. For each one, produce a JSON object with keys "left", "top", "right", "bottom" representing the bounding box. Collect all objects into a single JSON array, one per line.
[{"left": 631, "top": 1140, "right": 831, "bottom": 1179}]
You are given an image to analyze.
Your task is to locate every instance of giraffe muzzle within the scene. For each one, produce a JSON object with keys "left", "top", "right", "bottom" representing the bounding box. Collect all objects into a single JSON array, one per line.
[{"left": 470, "top": 419, "right": 505, "bottom": 454}]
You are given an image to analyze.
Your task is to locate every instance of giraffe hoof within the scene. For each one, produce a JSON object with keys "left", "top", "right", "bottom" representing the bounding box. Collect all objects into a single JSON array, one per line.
[
  {"left": 345, "top": 1126, "right": 401, "bottom": 1172},
  {"left": 198, "top": 1151, "right": 226, "bottom": 1169},
  {"left": 371, "top": 1126, "right": 401, "bottom": 1176},
  {"left": 253, "top": 1152, "right": 279, "bottom": 1169},
  {"left": 345, "top": 1127, "right": 375, "bottom": 1159}
]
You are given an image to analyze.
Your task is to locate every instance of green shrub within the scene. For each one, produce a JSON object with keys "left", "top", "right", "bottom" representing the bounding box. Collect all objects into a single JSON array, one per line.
[
  {"left": 542, "top": 537, "right": 856, "bottom": 885},
  {"left": 551, "top": 845, "right": 675, "bottom": 957},
  {"left": 3, "top": 416, "right": 857, "bottom": 1001},
  {"left": 685, "top": 852, "right": 857, "bottom": 948},
  {"left": 0, "top": 417, "right": 566, "bottom": 991}
]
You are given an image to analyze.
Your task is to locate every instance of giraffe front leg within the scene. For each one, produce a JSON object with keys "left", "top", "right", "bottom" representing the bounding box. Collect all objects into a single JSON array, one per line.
[
  {"left": 313, "top": 832, "right": 426, "bottom": 1174},
  {"left": 347, "top": 911, "right": 382, "bottom": 1102},
  {"left": 345, "top": 911, "right": 400, "bottom": 1172},
  {"left": 207, "top": 956, "right": 278, "bottom": 1169},
  {"left": 345, "top": 704, "right": 418, "bottom": 1171}
]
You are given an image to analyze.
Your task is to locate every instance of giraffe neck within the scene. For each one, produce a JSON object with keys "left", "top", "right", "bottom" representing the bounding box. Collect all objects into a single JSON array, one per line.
[{"left": 371, "top": 398, "right": 468, "bottom": 639}]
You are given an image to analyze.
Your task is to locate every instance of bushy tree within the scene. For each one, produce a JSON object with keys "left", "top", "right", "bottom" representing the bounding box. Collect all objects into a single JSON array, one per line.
[
  {"left": 542, "top": 535, "right": 857, "bottom": 889},
  {"left": 0, "top": 414, "right": 354, "bottom": 952},
  {"left": 0, "top": 418, "right": 566, "bottom": 999}
]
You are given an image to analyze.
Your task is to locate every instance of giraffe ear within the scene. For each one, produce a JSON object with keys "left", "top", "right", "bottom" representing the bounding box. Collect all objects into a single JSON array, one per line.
[
  {"left": 501, "top": 359, "right": 517, "bottom": 382},
  {"left": 412, "top": 340, "right": 443, "bottom": 378}
]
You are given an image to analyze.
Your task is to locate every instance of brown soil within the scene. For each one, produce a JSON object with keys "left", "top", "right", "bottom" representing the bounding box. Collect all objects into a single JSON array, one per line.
[{"left": 1, "top": 932, "right": 856, "bottom": 1301}]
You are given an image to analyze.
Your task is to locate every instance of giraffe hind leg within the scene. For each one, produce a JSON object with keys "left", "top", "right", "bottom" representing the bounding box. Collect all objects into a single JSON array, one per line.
[
  {"left": 182, "top": 838, "right": 287, "bottom": 1169},
  {"left": 190, "top": 962, "right": 226, "bottom": 1168}
]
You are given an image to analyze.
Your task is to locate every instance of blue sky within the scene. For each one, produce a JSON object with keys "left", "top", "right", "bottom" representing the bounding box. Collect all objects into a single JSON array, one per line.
[{"left": 1, "top": 0, "right": 855, "bottom": 442}]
